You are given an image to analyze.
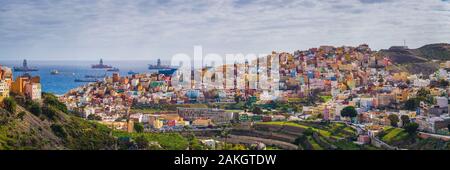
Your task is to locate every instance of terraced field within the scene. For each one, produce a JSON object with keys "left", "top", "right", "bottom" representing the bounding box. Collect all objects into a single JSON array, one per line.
[
  {"left": 378, "top": 127, "right": 450, "bottom": 150},
  {"left": 250, "top": 121, "right": 378, "bottom": 150}
]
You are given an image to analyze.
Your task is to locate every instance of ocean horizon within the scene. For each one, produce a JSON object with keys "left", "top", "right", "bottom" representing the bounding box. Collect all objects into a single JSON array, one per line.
[{"left": 0, "top": 60, "right": 171, "bottom": 95}]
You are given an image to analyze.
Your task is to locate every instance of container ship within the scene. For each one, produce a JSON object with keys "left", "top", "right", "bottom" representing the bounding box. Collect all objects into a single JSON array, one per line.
[
  {"left": 85, "top": 74, "right": 106, "bottom": 78},
  {"left": 13, "top": 59, "right": 39, "bottom": 72},
  {"left": 92, "top": 59, "right": 113, "bottom": 69},
  {"left": 107, "top": 67, "right": 120, "bottom": 72}
]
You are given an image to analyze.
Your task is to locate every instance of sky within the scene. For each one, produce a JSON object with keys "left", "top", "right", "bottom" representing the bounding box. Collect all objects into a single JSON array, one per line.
[{"left": 0, "top": 0, "right": 449, "bottom": 61}]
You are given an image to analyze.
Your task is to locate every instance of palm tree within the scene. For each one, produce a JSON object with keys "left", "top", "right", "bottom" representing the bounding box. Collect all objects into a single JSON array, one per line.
[{"left": 220, "top": 124, "right": 231, "bottom": 150}]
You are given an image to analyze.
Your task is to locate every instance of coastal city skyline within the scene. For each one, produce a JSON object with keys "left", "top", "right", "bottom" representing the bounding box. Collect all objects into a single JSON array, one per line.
[
  {"left": 2, "top": 1, "right": 450, "bottom": 168},
  {"left": 1, "top": 0, "right": 449, "bottom": 60}
]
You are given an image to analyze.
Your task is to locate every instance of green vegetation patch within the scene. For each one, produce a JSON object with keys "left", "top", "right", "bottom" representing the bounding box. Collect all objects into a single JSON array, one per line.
[{"left": 113, "top": 131, "right": 189, "bottom": 150}]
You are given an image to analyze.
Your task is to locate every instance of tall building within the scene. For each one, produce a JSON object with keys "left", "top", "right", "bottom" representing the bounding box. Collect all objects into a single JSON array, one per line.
[
  {"left": 11, "top": 76, "right": 29, "bottom": 95},
  {"left": 25, "top": 83, "right": 42, "bottom": 101},
  {"left": 11, "top": 75, "right": 42, "bottom": 101},
  {"left": 0, "top": 65, "right": 12, "bottom": 103}
]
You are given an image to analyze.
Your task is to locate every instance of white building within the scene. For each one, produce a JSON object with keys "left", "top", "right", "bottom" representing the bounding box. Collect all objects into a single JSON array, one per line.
[
  {"left": 131, "top": 79, "right": 140, "bottom": 87},
  {"left": 413, "top": 79, "right": 430, "bottom": 87},
  {"left": 83, "top": 106, "right": 96, "bottom": 118},
  {"left": 436, "top": 97, "right": 449, "bottom": 108}
]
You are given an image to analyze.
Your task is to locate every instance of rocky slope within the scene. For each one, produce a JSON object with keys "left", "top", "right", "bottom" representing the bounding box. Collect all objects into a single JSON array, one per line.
[
  {"left": 379, "top": 43, "right": 450, "bottom": 75},
  {"left": 0, "top": 94, "right": 116, "bottom": 150}
]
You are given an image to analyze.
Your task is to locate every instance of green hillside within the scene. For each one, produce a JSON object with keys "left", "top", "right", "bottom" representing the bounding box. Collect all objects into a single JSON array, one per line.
[
  {"left": 378, "top": 127, "right": 450, "bottom": 150},
  {"left": 0, "top": 93, "right": 193, "bottom": 150}
]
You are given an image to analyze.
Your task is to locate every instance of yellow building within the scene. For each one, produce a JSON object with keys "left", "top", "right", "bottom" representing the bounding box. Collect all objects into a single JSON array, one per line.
[
  {"left": 192, "top": 119, "right": 212, "bottom": 127},
  {"left": 392, "top": 72, "right": 409, "bottom": 82},
  {"left": 393, "top": 88, "right": 409, "bottom": 103},
  {"left": 11, "top": 75, "right": 41, "bottom": 100},
  {"left": 11, "top": 76, "right": 29, "bottom": 95},
  {"left": 152, "top": 119, "right": 164, "bottom": 129}
]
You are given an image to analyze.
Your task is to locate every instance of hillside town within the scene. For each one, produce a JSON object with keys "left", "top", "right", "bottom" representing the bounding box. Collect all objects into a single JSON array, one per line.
[{"left": 56, "top": 44, "right": 450, "bottom": 142}]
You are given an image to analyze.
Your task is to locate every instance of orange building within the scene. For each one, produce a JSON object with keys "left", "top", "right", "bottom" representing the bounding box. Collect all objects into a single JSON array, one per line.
[
  {"left": 112, "top": 73, "right": 120, "bottom": 83},
  {"left": 11, "top": 75, "right": 41, "bottom": 96},
  {"left": 11, "top": 76, "right": 29, "bottom": 95}
]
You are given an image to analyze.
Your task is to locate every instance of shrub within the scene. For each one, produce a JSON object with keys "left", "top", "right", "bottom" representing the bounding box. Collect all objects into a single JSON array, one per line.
[
  {"left": 42, "top": 106, "right": 58, "bottom": 120},
  {"left": 28, "top": 102, "right": 42, "bottom": 116},
  {"left": 43, "top": 93, "right": 68, "bottom": 113},
  {"left": 341, "top": 106, "right": 357, "bottom": 118},
  {"left": 17, "top": 111, "right": 26, "bottom": 120},
  {"left": 403, "top": 122, "right": 419, "bottom": 135},
  {"left": 51, "top": 124, "right": 68, "bottom": 139},
  {"left": 400, "top": 115, "right": 410, "bottom": 126},
  {"left": 388, "top": 114, "right": 400, "bottom": 127},
  {"left": 87, "top": 114, "right": 102, "bottom": 121},
  {"left": 134, "top": 122, "right": 144, "bottom": 133},
  {"left": 3, "top": 97, "right": 17, "bottom": 114}
]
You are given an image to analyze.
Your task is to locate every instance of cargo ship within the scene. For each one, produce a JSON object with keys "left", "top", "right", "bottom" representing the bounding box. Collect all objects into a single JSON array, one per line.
[
  {"left": 74, "top": 78, "right": 100, "bottom": 82},
  {"left": 85, "top": 74, "right": 106, "bottom": 78},
  {"left": 148, "top": 59, "right": 177, "bottom": 70},
  {"left": 107, "top": 67, "right": 120, "bottom": 72},
  {"left": 128, "top": 70, "right": 139, "bottom": 75},
  {"left": 13, "top": 59, "right": 39, "bottom": 72},
  {"left": 92, "top": 59, "right": 113, "bottom": 69}
]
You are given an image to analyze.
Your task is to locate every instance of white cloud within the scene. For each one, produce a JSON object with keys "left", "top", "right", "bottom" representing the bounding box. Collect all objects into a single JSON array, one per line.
[{"left": 0, "top": 0, "right": 449, "bottom": 60}]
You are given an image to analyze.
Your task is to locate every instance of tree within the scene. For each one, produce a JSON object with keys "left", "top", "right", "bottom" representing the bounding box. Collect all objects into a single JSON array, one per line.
[
  {"left": 388, "top": 114, "right": 400, "bottom": 127},
  {"left": 294, "top": 135, "right": 307, "bottom": 145},
  {"left": 42, "top": 106, "right": 58, "bottom": 120},
  {"left": 17, "top": 111, "right": 26, "bottom": 120},
  {"left": 404, "top": 98, "right": 420, "bottom": 111},
  {"left": 134, "top": 122, "right": 144, "bottom": 133},
  {"left": 403, "top": 122, "right": 419, "bottom": 135},
  {"left": 29, "top": 102, "right": 42, "bottom": 116},
  {"left": 303, "top": 128, "right": 314, "bottom": 136},
  {"left": 220, "top": 126, "right": 230, "bottom": 149},
  {"left": 439, "top": 79, "right": 449, "bottom": 88},
  {"left": 135, "top": 135, "right": 149, "bottom": 149},
  {"left": 340, "top": 106, "right": 358, "bottom": 119},
  {"left": 400, "top": 115, "right": 410, "bottom": 126},
  {"left": 417, "top": 88, "right": 430, "bottom": 99},
  {"left": 43, "top": 93, "right": 68, "bottom": 113},
  {"left": 252, "top": 107, "right": 263, "bottom": 115},
  {"left": 87, "top": 114, "right": 102, "bottom": 121},
  {"left": 3, "top": 97, "right": 17, "bottom": 114},
  {"left": 50, "top": 124, "right": 68, "bottom": 139},
  {"left": 234, "top": 95, "right": 240, "bottom": 103}
]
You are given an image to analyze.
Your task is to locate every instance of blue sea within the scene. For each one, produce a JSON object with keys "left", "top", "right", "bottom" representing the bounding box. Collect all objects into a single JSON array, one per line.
[{"left": 0, "top": 60, "right": 168, "bottom": 95}]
